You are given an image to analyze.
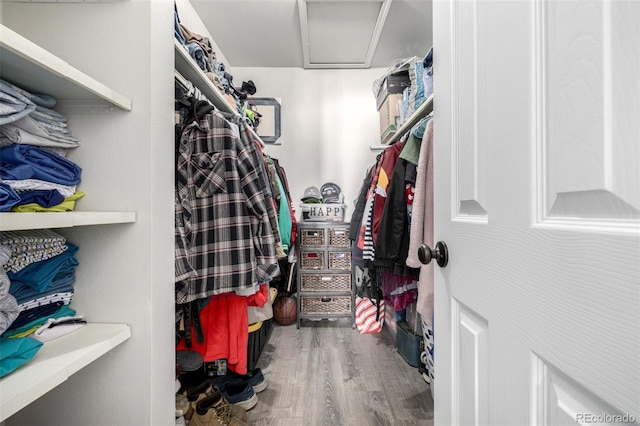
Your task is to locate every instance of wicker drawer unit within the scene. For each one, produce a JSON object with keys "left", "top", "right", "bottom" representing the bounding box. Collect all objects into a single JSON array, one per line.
[{"left": 296, "top": 222, "right": 354, "bottom": 328}]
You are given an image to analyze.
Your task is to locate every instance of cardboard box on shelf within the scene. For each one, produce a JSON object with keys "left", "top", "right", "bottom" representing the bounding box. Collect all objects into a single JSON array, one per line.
[
  {"left": 379, "top": 93, "right": 402, "bottom": 143},
  {"left": 376, "top": 71, "right": 411, "bottom": 110}
]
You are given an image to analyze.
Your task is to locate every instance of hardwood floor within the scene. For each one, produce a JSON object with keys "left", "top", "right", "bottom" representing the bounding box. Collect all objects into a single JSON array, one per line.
[{"left": 246, "top": 319, "right": 434, "bottom": 426}]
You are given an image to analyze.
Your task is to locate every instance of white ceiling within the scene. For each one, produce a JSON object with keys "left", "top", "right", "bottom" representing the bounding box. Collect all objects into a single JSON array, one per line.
[{"left": 189, "top": 0, "right": 433, "bottom": 69}]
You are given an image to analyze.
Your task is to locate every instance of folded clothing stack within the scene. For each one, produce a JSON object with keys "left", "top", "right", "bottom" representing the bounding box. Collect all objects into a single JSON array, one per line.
[
  {"left": 0, "top": 78, "right": 84, "bottom": 213},
  {"left": 0, "top": 79, "right": 79, "bottom": 151},
  {"left": 1, "top": 230, "right": 82, "bottom": 343}
]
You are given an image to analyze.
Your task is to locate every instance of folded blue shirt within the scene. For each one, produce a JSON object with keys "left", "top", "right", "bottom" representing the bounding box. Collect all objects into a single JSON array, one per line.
[
  {"left": 0, "top": 144, "right": 81, "bottom": 186},
  {"left": 7, "top": 301, "right": 64, "bottom": 331},
  {"left": 2, "top": 305, "right": 75, "bottom": 338},
  {"left": 0, "top": 182, "right": 20, "bottom": 212},
  {"left": 15, "top": 189, "right": 65, "bottom": 208},
  {"left": 10, "top": 272, "right": 75, "bottom": 305},
  {"left": 8, "top": 243, "right": 79, "bottom": 293}
]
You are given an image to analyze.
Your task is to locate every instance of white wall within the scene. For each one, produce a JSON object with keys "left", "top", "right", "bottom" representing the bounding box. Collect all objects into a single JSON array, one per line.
[{"left": 232, "top": 67, "right": 386, "bottom": 222}]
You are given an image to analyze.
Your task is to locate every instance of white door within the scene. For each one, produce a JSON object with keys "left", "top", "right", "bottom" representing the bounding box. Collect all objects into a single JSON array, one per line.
[{"left": 432, "top": 0, "right": 640, "bottom": 425}]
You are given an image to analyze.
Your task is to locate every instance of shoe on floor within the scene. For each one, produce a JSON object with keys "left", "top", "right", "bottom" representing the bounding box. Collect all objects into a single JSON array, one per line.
[
  {"left": 220, "top": 381, "right": 258, "bottom": 411},
  {"left": 176, "top": 393, "right": 190, "bottom": 417},
  {"left": 183, "top": 379, "right": 247, "bottom": 422},
  {"left": 227, "top": 368, "right": 267, "bottom": 393},
  {"left": 189, "top": 389, "right": 250, "bottom": 426}
]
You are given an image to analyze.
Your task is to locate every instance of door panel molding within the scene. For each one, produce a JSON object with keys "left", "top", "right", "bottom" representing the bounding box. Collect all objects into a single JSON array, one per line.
[
  {"left": 533, "top": 0, "right": 640, "bottom": 234},
  {"left": 452, "top": 298, "right": 489, "bottom": 426},
  {"left": 452, "top": 0, "right": 488, "bottom": 223},
  {"left": 530, "top": 353, "right": 638, "bottom": 425}
]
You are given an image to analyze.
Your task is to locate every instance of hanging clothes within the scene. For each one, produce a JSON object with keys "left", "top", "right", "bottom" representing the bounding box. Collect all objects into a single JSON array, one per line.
[
  {"left": 175, "top": 293, "right": 249, "bottom": 375},
  {"left": 174, "top": 96, "right": 279, "bottom": 304},
  {"left": 273, "top": 158, "right": 297, "bottom": 253},
  {"left": 405, "top": 119, "right": 434, "bottom": 322},
  {"left": 371, "top": 141, "right": 404, "bottom": 244}
]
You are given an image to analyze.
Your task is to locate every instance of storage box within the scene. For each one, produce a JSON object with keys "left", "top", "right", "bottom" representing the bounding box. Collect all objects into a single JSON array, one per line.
[
  {"left": 329, "top": 228, "right": 350, "bottom": 247},
  {"left": 300, "top": 273, "right": 351, "bottom": 292},
  {"left": 328, "top": 251, "right": 351, "bottom": 270},
  {"left": 300, "top": 251, "right": 324, "bottom": 269},
  {"left": 301, "top": 203, "right": 346, "bottom": 222},
  {"left": 396, "top": 321, "right": 423, "bottom": 367},
  {"left": 379, "top": 93, "right": 402, "bottom": 142},
  {"left": 300, "top": 228, "right": 325, "bottom": 246},
  {"left": 376, "top": 71, "right": 411, "bottom": 110},
  {"left": 300, "top": 296, "right": 352, "bottom": 315},
  {"left": 247, "top": 318, "right": 273, "bottom": 371}
]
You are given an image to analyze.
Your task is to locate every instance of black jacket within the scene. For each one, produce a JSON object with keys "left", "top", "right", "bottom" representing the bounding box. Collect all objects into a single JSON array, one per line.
[{"left": 374, "top": 156, "right": 419, "bottom": 276}]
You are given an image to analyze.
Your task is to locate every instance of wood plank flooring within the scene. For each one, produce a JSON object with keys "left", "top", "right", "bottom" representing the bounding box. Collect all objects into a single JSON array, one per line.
[{"left": 246, "top": 319, "right": 434, "bottom": 426}]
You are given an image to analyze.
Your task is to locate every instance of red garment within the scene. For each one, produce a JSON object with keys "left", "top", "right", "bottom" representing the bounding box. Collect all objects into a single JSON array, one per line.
[
  {"left": 372, "top": 142, "right": 404, "bottom": 244},
  {"left": 176, "top": 293, "right": 249, "bottom": 374},
  {"left": 247, "top": 283, "right": 269, "bottom": 307}
]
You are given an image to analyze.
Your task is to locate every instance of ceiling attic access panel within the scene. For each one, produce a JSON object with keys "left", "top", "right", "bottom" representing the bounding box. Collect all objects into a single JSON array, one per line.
[{"left": 299, "top": 0, "right": 391, "bottom": 69}]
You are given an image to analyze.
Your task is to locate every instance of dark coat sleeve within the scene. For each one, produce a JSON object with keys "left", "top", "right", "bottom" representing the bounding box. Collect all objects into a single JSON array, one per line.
[{"left": 374, "top": 157, "right": 409, "bottom": 269}]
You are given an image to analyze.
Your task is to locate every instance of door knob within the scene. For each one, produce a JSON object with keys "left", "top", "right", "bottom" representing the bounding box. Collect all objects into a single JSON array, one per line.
[{"left": 418, "top": 241, "right": 449, "bottom": 267}]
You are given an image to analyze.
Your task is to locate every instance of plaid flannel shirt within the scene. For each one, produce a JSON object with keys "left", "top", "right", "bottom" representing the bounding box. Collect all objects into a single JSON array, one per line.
[{"left": 175, "top": 110, "right": 278, "bottom": 304}]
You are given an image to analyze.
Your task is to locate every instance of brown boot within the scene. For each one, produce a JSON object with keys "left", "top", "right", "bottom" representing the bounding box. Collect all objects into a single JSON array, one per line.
[
  {"left": 189, "top": 388, "right": 251, "bottom": 426},
  {"left": 184, "top": 380, "right": 247, "bottom": 422}
]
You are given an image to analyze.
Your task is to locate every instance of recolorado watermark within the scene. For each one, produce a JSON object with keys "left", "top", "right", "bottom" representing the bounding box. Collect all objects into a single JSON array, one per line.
[{"left": 575, "top": 413, "right": 637, "bottom": 424}]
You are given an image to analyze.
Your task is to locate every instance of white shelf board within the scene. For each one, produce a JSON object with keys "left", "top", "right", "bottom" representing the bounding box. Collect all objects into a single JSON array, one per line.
[
  {"left": 0, "top": 25, "right": 131, "bottom": 111},
  {"left": 0, "top": 323, "right": 131, "bottom": 422},
  {"left": 174, "top": 39, "right": 236, "bottom": 115},
  {"left": 0, "top": 211, "right": 136, "bottom": 232},
  {"left": 381, "top": 94, "right": 433, "bottom": 146},
  {"left": 174, "top": 40, "right": 266, "bottom": 148}
]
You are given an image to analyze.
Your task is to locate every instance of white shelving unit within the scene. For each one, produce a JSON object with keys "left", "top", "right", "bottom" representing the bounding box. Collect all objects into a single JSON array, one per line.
[
  {"left": 0, "top": 23, "right": 134, "bottom": 421},
  {"left": 0, "top": 324, "right": 131, "bottom": 422}
]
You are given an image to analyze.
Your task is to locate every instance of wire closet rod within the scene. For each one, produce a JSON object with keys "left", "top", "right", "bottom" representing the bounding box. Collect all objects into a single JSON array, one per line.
[
  {"left": 174, "top": 70, "right": 265, "bottom": 148},
  {"left": 370, "top": 94, "right": 434, "bottom": 151}
]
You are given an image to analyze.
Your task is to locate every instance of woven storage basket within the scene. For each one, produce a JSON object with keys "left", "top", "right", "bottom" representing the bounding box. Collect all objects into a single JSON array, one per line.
[
  {"left": 328, "top": 252, "right": 351, "bottom": 270},
  {"left": 329, "top": 228, "right": 350, "bottom": 247},
  {"left": 301, "top": 229, "right": 324, "bottom": 246},
  {"left": 301, "top": 296, "right": 352, "bottom": 315},
  {"left": 300, "top": 273, "right": 351, "bottom": 292},
  {"left": 300, "top": 251, "right": 324, "bottom": 269}
]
